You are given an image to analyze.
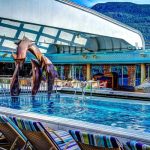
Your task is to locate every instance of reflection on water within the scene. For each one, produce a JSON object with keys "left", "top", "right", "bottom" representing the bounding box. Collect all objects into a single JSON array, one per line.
[
  {"left": 11, "top": 96, "right": 20, "bottom": 109},
  {"left": 0, "top": 94, "right": 150, "bottom": 133}
]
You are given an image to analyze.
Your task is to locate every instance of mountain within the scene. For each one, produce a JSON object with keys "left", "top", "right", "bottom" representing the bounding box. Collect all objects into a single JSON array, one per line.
[{"left": 91, "top": 2, "right": 150, "bottom": 49}]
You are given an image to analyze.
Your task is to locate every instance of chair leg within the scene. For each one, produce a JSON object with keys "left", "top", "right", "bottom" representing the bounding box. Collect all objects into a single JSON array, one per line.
[
  {"left": 22, "top": 140, "right": 28, "bottom": 150},
  {"left": 22, "top": 140, "right": 32, "bottom": 150},
  {"left": 0, "top": 136, "right": 10, "bottom": 150},
  {"left": 10, "top": 136, "right": 19, "bottom": 150},
  {"left": 49, "top": 147, "right": 55, "bottom": 150},
  {"left": 0, "top": 147, "right": 7, "bottom": 150}
]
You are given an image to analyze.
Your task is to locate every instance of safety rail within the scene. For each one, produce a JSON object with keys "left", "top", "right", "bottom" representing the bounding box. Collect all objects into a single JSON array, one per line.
[
  {"left": 0, "top": 77, "right": 106, "bottom": 97},
  {"left": 0, "top": 77, "right": 48, "bottom": 96}
]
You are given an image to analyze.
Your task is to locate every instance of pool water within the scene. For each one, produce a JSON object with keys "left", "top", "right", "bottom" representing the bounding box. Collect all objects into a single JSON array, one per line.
[{"left": 0, "top": 94, "right": 150, "bottom": 133}]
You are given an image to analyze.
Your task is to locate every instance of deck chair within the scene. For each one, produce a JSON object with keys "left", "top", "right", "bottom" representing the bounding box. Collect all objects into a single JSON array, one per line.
[
  {"left": 69, "top": 130, "right": 124, "bottom": 150},
  {"left": 10, "top": 116, "right": 81, "bottom": 150},
  {"left": 124, "top": 141, "right": 150, "bottom": 150},
  {"left": 0, "top": 132, "right": 9, "bottom": 150},
  {"left": 0, "top": 115, "right": 31, "bottom": 150}
]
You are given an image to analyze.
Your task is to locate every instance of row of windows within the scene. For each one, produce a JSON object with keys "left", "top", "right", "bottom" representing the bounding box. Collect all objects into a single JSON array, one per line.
[
  {"left": 1, "top": 63, "right": 150, "bottom": 86},
  {"left": 0, "top": 19, "right": 87, "bottom": 54}
]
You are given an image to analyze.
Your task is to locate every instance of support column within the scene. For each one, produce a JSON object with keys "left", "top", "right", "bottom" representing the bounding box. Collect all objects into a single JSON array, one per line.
[
  {"left": 64, "top": 65, "right": 70, "bottom": 80},
  {"left": 68, "top": 65, "right": 72, "bottom": 79},
  {"left": 141, "top": 64, "right": 146, "bottom": 83},
  {"left": 71, "top": 65, "right": 75, "bottom": 79},
  {"left": 128, "top": 65, "right": 136, "bottom": 86},
  {"left": 86, "top": 64, "right": 91, "bottom": 81}
]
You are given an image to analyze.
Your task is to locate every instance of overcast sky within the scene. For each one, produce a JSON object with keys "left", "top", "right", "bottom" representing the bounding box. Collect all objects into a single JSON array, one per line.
[{"left": 71, "top": 0, "right": 150, "bottom": 7}]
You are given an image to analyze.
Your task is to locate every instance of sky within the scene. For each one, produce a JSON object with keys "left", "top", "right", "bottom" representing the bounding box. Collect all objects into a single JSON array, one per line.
[{"left": 70, "top": 0, "right": 150, "bottom": 7}]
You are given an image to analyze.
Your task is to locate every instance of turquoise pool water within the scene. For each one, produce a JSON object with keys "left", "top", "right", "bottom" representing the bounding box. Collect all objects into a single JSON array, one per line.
[{"left": 0, "top": 94, "right": 150, "bottom": 133}]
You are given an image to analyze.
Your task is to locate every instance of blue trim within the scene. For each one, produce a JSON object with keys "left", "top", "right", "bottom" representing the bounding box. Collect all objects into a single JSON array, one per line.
[
  {"left": 1, "top": 51, "right": 150, "bottom": 64},
  {"left": 35, "top": 26, "right": 44, "bottom": 42},
  {"left": 14, "top": 23, "right": 24, "bottom": 39},
  {"left": 54, "top": 29, "right": 61, "bottom": 44},
  {"left": 41, "top": 32, "right": 56, "bottom": 41},
  {"left": 70, "top": 34, "right": 76, "bottom": 46}
]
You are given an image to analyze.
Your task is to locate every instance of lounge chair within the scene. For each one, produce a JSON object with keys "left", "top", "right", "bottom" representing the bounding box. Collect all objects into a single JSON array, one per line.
[
  {"left": 0, "top": 115, "right": 31, "bottom": 150},
  {"left": 63, "top": 81, "right": 73, "bottom": 88},
  {"left": 124, "top": 141, "right": 150, "bottom": 150},
  {"left": 10, "top": 116, "right": 81, "bottom": 150},
  {"left": 0, "top": 132, "right": 9, "bottom": 150},
  {"left": 54, "top": 79, "right": 62, "bottom": 87},
  {"left": 71, "top": 80, "right": 80, "bottom": 88},
  {"left": 91, "top": 81, "right": 99, "bottom": 89},
  {"left": 69, "top": 130, "right": 124, "bottom": 150},
  {"left": 86, "top": 80, "right": 99, "bottom": 89}
]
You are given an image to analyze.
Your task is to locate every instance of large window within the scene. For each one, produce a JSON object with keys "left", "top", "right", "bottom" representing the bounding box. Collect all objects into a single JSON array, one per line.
[
  {"left": 0, "top": 63, "right": 31, "bottom": 77},
  {"left": 56, "top": 65, "right": 70, "bottom": 80},
  {"left": 111, "top": 65, "right": 122, "bottom": 86},
  {"left": 71, "top": 65, "right": 87, "bottom": 81},
  {"left": 146, "top": 64, "right": 150, "bottom": 80},
  {"left": 58, "top": 45, "right": 83, "bottom": 54},
  {"left": 122, "top": 66, "right": 128, "bottom": 86},
  {"left": 91, "top": 65, "right": 104, "bottom": 77},
  {"left": 135, "top": 65, "right": 141, "bottom": 86},
  {"left": 74, "top": 65, "right": 85, "bottom": 80},
  {"left": 56, "top": 64, "right": 86, "bottom": 80}
]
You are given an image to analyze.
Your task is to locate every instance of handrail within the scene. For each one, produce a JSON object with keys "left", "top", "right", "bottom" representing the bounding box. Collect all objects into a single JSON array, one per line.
[{"left": 0, "top": 78, "right": 48, "bottom": 96}]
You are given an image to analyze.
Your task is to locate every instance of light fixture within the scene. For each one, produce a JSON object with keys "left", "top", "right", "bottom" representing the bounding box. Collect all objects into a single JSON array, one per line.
[
  {"left": 2, "top": 53, "right": 8, "bottom": 58},
  {"left": 82, "top": 54, "right": 87, "bottom": 59},
  {"left": 93, "top": 54, "right": 97, "bottom": 59},
  {"left": 140, "top": 53, "right": 147, "bottom": 57}
]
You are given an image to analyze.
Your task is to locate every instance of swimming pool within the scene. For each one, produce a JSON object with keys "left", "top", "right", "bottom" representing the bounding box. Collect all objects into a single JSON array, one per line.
[{"left": 0, "top": 94, "right": 150, "bottom": 133}]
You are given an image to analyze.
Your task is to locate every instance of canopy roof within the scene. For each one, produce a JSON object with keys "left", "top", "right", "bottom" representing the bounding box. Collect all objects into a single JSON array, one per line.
[{"left": 0, "top": 0, "right": 145, "bottom": 50}]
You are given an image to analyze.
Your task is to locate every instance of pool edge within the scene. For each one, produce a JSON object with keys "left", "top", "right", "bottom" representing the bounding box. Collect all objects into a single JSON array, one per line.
[{"left": 0, "top": 107, "right": 149, "bottom": 144}]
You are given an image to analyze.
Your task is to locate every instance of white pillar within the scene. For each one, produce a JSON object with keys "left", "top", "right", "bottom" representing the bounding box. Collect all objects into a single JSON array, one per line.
[
  {"left": 68, "top": 65, "right": 72, "bottom": 79},
  {"left": 87, "top": 64, "right": 91, "bottom": 81},
  {"left": 141, "top": 64, "right": 146, "bottom": 83}
]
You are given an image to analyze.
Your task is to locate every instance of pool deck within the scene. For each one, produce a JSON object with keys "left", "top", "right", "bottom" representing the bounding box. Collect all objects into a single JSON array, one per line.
[
  {"left": 0, "top": 107, "right": 149, "bottom": 145},
  {"left": 60, "top": 87, "right": 150, "bottom": 100}
]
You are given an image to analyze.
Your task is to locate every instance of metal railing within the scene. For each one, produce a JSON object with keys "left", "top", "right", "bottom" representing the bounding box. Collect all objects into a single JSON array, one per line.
[
  {"left": 0, "top": 77, "right": 108, "bottom": 97},
  {"left": 0, "top": 77, "right": 48, "bottom": 96}
]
